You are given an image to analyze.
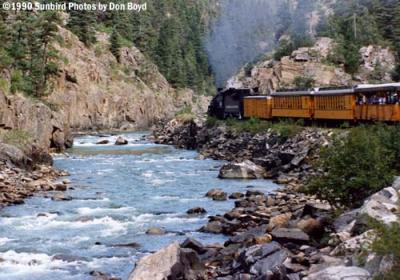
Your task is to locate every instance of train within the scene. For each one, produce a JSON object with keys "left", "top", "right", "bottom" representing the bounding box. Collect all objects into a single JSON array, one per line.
[{"left": 208, "top": 83, "right": 400, "bottom": 122}]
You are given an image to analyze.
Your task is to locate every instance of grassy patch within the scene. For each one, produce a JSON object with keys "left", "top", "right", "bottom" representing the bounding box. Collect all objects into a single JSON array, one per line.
[
  {"left": 206, "top": 117, "right": 304, "bottom": 138},
  {"left": 0, "top": 130, "right": 32, "bottom": 149},
  {"left": 175, "top": 106, "right": 194, "bottom": 123}
]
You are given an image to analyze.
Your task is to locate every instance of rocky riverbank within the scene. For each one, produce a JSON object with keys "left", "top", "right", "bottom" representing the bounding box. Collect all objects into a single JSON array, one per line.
[
  {"left": 127, "top": 119, "right": 399, "bottom": 279},
  {"left": 0, "top": 143, "right": 69, "bottom": 208},
  {"left": 151, "top": 118, "right": 336, "bottom": 188},
  {"left": 129, "top": 178, "right": 399, "bottom": 279}
]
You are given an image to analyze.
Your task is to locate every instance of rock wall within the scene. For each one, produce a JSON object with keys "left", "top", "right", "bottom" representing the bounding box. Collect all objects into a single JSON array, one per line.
[
  {"left": 0, "top": 91, "right": 69, "bottom": 150},
  {"left": 0, "top": 26, "right": 209, "bottom": 151},
  {"left": 49, "top": 28, "right": 208, "bottom": 133},
  {"left": 227, "top": 37, "right": 396, "bottom": 94}
]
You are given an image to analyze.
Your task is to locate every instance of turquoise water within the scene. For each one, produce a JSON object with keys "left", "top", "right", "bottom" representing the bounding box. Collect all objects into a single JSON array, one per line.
[{"left": 0, "top": 132, "right": 278, "bottom": 280}]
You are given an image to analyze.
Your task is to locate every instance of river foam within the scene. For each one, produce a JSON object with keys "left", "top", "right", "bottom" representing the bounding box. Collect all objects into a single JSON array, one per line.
[{"left": 0, "top": 132, "right": 279, "bottom": 279}]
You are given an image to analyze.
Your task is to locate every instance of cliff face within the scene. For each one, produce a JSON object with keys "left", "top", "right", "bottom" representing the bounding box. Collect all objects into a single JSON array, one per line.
[
  {"left": 0, "top": 27, "right": 209, "bottom": 151},
  {"left": 227, "top": 37, "right": 396, "bottom": 94}
]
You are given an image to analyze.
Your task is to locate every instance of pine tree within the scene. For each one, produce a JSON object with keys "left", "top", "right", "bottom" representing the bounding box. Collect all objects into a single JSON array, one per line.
[
  {"left": 110, "top": 28, "right": 121, "bottom": 63},
  {"left": 66, "top": 0, "right": 97, "bottom": 46}
]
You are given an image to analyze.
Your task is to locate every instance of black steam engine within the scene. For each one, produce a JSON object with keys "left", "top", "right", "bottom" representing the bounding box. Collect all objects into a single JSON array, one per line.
[{"left": 208, "top": 88, "right": 254, "bottom": 119}]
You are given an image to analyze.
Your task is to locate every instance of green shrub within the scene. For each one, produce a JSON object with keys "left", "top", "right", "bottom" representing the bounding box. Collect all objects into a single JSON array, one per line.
[
  {"left": 306, "top": 126, "right": 394, "bottom": 208},
  {"left": 392, "top": 64, "right": 400, "bottom": 82},
  {"left": 370, "top": 220, "right": 400, "bottom": 279},
  {"left": 176, "top": 113, "right": 194, "bottom": 123},
  {"left": 272, "top": 119, "right": 303, "bottom": 140},
  {"left": 175, "top": 105, "right": 194, "bottom": 123},
  {"left": 206, "top": 116, "right": 219, "bottom": 127},
  {"left": 175, "top": 105, "right": 192, "bottom": 116},
  {"left": 219, "top": 118, "right": 303, "bottom": 137},
  {"left": 225, "top": 118, "right": 271, "bottom": 134},
  {"left": 293, "top": 76, "right": 315, "bottom": 88}
]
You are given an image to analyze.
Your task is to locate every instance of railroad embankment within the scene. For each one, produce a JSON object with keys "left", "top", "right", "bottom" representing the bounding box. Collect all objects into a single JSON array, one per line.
[{"left": 130, "top": 118, "right": 400, "bottom": 280}]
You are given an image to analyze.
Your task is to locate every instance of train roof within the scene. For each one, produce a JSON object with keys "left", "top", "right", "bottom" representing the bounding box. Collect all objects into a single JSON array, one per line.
[
  {"left": 243, "top": 95, "right": 271, "bottom": 99},
  {"left": 272, "top": 88, "right": 312, "bottom": 96},
  {"left": 314, "top": 87, "right": 354, "bottom": 96},
  {"left": 270, "top": 83, "right": 400, "bottom": 97},
  {"left": 355, "top": 83, "right": 400, "bottom": 93}
]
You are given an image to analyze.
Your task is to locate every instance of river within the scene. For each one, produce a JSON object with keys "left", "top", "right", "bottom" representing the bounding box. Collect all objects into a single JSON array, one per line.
[{"left": 0, "top": 132, "right": 278, "bottom": 280}]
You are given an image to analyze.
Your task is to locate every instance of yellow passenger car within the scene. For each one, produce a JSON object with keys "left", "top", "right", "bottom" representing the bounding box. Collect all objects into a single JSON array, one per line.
[
  {"left": 314, "top": 87, "right": 356, "bottom": 120},
  {"left": 243, "top": 96, "right": 272, "bottom": 119},
  {"left": 271, "top": 90, "right": 313, "bottom": 119}
]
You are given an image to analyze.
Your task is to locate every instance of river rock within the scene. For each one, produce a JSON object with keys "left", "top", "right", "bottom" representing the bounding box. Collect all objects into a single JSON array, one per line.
[
  {"left": 218, "top": 160, "right": 266, "bottom": 179},
  {"left": 181, "top": 238, "right": 207, "bottom": 254},
  {"left": 112, "top": 242, "right": 141, "bottom": 248},
  {"left": 271, "top": 228, "right": 310, "bottom": 244},
  {"left": 0, "top": 143, "right": 30, "bottom": 167},
  {"left": 115, "top": 136, "right": 128, "bottom": 145},
  {"left": 205, "top": 188, "right": 227, "bottom": 201},
  {"left": 249, "top": 248, "right": 289, "bottom": 276},
  {"left": 268, "top": 213, "right": 292, "bottom": 231},
  {"left": 229, "top": 192, "right": 244, "bottom": 199},
  {"left": 305, "top": 266, "right": 371, "bottom": 280},
  {"left": 96, "top": 140, "right": 110, "bottom": 145},
  {"left": 359, "top": 186, "right": 399, "bottom": 225},
  {"left": 331, "top": 230, "right": 375, "bottom": 256},
  {"left": 128, "top": 242, "right": 205, "bottom": 280},
  {"left": 187, "top": 207, "right": 207, "bottom": 215},
  {"left": 54, "top": 183, "right": 67, "bottom": 191},
  {"left": 90, "top": 270, "right": 120, "bottom": 280},
  {"left": 200, "top": 221, "right": 223, "bottom": 234},
  {"left": 297, "top": 218, "right": 324, "bottom": 237},
  {"left": 51, "top": 193, "right": 72, "bottom": 201},
  {"left": 145, "top": 227, "right": 166, "bottom": 235},
  {"left": 302, "top": 201, "right": 332, "bottom": 218}
]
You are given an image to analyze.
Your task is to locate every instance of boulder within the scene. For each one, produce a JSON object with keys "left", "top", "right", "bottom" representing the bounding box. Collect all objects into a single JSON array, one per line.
[
  {"left": 297, "top": 218, "right": 324, "bottom": 237},
  {"left": 249, "top": 249, "right": 289, "bottom": 276},
  {"left": 186, "top": 207, "right": 207, "bottom": 215},
  {"left": 115, "top": 136, "right": 128, "bottom": 145},
  {"left": 333, "top": 209, "right": 359, "bottom": 234},
  {"left": 305, "top": 266, "right": 371, "bottom": 280},
  {"left": 360, "top": 187, "right": 399, "bottom": 225},
  {"left": 0, "top": 143, "right": 30, "bottom": 167},
  {"left": 205, "top": 188, "right": 227, "bottom": 201},
  {"left": 145, "top": 228, "right": 166, "bottom": 235},
  {"left": 302, "top": 202, "right": 332, "bottom": 218},
  {"left": 229, "top": 192, "right": 244, "bottom": 199},
  {"left": 218, "top": 160, "right": 266, "bottom": 179},
  {"left": 331, "top": 230, "right": 375, "bottom": 256},
  {"left": 181, "top": 238, "right": 207, "bottom": 254},
  {"left": 268, "top": 213, "right": 292, "bottom": 231},
  {"left": 245, "top": 190, "right": 264, "bottom": 197},
  {"left": 238, "top": 241, "right": 282, "bottom": 268},
  {"left": 96, "top": 140, "right": 110, "bottom": 145},
  {"left": 128, "top": 242, "right": 205, "bottom": 280},
  {"left": 271, "top": 228, "right": 310, "bottom": 244},
  {"left": 51, "top": 193, "right": 72, "bottom": 201},
  {"left": 200, "top": 221, "right": 223, "bottom": 234}
]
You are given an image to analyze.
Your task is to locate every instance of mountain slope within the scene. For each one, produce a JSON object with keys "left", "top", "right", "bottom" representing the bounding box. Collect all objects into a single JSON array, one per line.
[{"left": 0, "top": 25, "right": 208, "bottom": 151}]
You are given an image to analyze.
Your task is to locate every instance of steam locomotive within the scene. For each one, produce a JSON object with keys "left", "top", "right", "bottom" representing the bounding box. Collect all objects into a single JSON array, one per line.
[{"left": 208, "top": 83, "right": 400, "bottom": 122}]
